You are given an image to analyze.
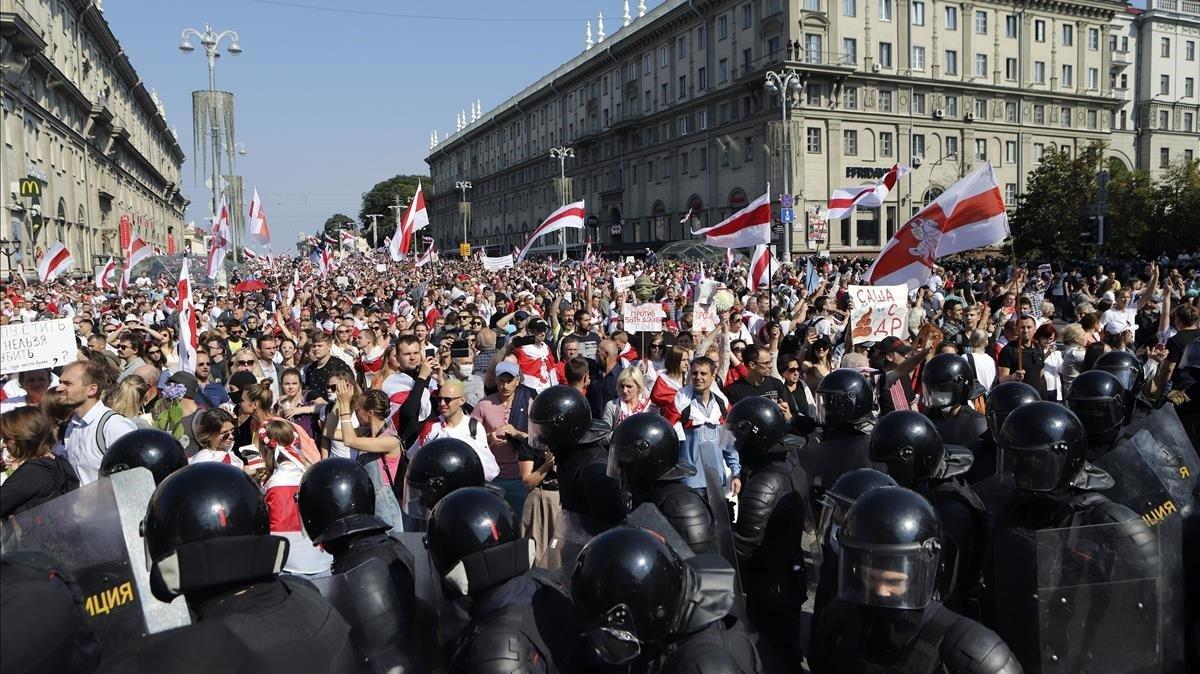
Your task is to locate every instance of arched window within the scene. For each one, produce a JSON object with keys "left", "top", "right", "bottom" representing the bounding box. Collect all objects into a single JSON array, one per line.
[
  {"left": 652, "top": 201, "right": 668, "bottom": 240},
  {"left": 922, "top": 187, "right": 944, "bottom": 207},
  {"left": 727, "top": 188, "right": 748, "bottom": 220},
  {"left": 684, "top": 195, "right": 703, "bottom": 238}
]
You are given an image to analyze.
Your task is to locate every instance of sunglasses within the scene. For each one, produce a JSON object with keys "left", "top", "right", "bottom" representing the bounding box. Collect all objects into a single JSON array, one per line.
[
  {"left": 784, "top": 366, "right": 801, "bottom": 373},
  {"left": 431, "top": 395, "right": 462, "bottom": 404},
  {"left": 235, "top": 360, "right": 255, "bottom": 366},
  {"left": 219, "top": 430, "right": 235, "bottom": 438},
  {"left": 650, "top": 343, "right": 664, "bottom": 349}
]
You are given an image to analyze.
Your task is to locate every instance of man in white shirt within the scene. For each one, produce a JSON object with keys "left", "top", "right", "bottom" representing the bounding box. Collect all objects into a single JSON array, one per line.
[
  {"left": 58, "top": 360, "right": 137, "bottom": 484},
  {"left": 411, "top": 378, "right": 500, "bottom": 481}
]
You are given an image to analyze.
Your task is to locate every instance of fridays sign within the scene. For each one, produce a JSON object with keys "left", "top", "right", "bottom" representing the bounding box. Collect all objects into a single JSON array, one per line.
[{"left": 848, "top": 284, "right": 909, "bottom": 343}]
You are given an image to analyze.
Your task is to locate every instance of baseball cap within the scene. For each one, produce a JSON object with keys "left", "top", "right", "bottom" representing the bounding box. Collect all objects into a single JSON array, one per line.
[
  {"left": 494, "top": 362, "right": 521, "bottom": 379},
  {"left": 527, "top": 318, "right": 549, "bottom": 334},
  {"left": 879, "top": 336, "right": 912, "bottom": 355},
  {"left": 1105, "top": 320, "right": 1135, "bottom": 335}
]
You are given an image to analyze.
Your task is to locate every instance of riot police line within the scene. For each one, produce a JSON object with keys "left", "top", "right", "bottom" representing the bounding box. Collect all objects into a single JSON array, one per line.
[{"left": 2, "top": 340, "right": 1199, "bottom": 673}]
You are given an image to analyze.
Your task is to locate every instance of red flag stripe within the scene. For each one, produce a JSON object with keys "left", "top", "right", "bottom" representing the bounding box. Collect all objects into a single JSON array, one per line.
[
  {"left": 529, "top": 204, "right": 585, "bottom": 239},
  {"left": 696, "top": 200, "right": 770, "bottom": 237},
  {"left": 869, "top": 188, "right": 1004, "bottom": 281}
]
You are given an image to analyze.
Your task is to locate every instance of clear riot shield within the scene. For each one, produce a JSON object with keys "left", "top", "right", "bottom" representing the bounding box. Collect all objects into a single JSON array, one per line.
[
  {"left": 1096, "top": 428, "right": 1199, "bottom": 525},
  {"left": 624, "top": 502, "right": 696, "bottom": 561},
  {"left": 0, "top": 468, "right": 190, "bottom": 650},
  {"left": 394, "top": 531, "right": 457, "bottom": 674},
  {"left": 309, "top": 557, "right": 418, "bottom": 674},
  {"left": 1034, "top": 517, "right": 1183, "bottom": 674}
]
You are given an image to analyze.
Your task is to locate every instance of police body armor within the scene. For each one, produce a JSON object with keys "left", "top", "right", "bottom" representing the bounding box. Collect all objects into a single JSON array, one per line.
[
  {"left": 310, "top": 557, "right": 416, "bottom": 673},
  {"left": 556, "top": 421, "right": 627, "bottom": 530},
  {"left": 803, "top": 429, "right": 882, "bottom": 514},
  {"left": 926, "top": 408, "right": 989, "bottom": 462},
  {"left": 641, "top": 481, "right": 718, "bottom": 555}
]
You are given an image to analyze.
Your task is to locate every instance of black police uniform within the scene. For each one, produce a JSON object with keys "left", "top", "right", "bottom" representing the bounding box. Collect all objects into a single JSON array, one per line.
[
  {"left": 809, "top": 487, "right": 1021, "bottom": 674},
  {"left": 555, "top": 422, "right": 628, "bottom": 531},
  {"left": 402, "top": 437, "right": 488, "bottom": 531},
  {"left": 921, "top": 353, "right": 989, "bottom": 468},
  {"left": 1065, "top": 369, "right": 1130, "bottom": 459},
  {"left": 1, "top": 551, "right": 101, "bottom": 674},
  {"left": 969, "top": 382, "right": 1041, "bottom": 485},
  {"left": 805, "top": 369, "right": 884, "bottom": 509}
]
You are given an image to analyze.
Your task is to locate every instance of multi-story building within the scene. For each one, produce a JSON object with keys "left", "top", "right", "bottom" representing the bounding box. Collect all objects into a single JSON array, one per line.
[
  {"left": 426, "top": 0, "right": 1147, "bottom": 256},
  {"left": 1134, "top": 0, "right": 1200, "bottom": 176},
  {"left": 1, "top": 0, "right": 187, "bottom": 277},
  {"left": 1109, "top": 3, "right": 1139, "bottom": 167}
]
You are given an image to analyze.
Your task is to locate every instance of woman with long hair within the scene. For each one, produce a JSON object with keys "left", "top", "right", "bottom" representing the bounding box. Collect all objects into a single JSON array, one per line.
[
  {"left": 105, "top": 375, "right": 153, "bottom": 429},
  {"left": 278, "top": 337, "right": 301, "bottom": 369},
  {"left": 1, "top": 407, "right": 79, "bottom": 518},
  {"left": 255, "top": 419, "right": 329, "bottom": 575},
  {"left": 238, "top": 377, "right": 322, "bottom": 464},
  {"left": 802, "top": 337, "right": 835, "bottom": 391},
  {"left": 190, "top": 408, "right": 243, "bottom": 467},
  {"left": 327, "top": 380, "right": 406, "bottom": 531},
  {"left": 276, "top": 367, "right": 317, "bottom": 439}
]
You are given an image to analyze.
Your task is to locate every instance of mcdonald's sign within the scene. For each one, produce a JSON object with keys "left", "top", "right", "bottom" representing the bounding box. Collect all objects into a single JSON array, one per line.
[{"left": 19, "top": 179, "right": 41, "bottom": 197}]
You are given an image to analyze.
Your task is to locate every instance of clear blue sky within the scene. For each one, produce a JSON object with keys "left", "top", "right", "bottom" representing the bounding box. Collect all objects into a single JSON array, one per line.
[{"left": 103, "top": 0, "right": 634, "bottom": 251}]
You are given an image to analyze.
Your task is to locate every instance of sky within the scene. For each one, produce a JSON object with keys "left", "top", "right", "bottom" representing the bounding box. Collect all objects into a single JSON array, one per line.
[{"left": 103, "top": 0, "right": 645, "bottom": 251}]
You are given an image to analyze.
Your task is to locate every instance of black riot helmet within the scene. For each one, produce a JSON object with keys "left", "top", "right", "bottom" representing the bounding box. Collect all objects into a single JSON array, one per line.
[
  {"left": 838, "top": 486, "right": 942, "bottom": 610},
  {"left": 985, "top": 381, "right": 1041, "bottom": 439},
  {"left": 572, "top": 527, "right": 688, "bottom": 665},
  {"left": 868, "top": 411, "right": 946, "bottom": 488},
  {"left": 528, "top": 385, "right": 593, "bottom": 455},
  {"left": 1180, "top": 338, "right": 1200, "bottom": 374},
  {"left": 996, "top": 401, "right": 1088, "bottom": 493},
  {"left": 297, "top": 457, "right": 389, "bottom": 545},
  {"left": 724, "top": 396, "right": 788, "bottom": 459},
  {"left": 817, "top": 468, "right": 899, "bottom": 548},
  {"left": 1094, "top": 350, "right": 1144, "bottom": 421},
  {"left": 99, "top": 429, "right": 188, "bottom": 485},
  {"left": 1065, "top": 369, "right": 1127, "bottom": 454},
  {"left": 426, "top": 487, "right": 530, "bottom": 596},
  {"left": 607, "top": 413, "right": 695, "bottom": 484},
  {"left": 816, "top": 368, "right": 875, "bottom": 428},
  {"left": 403, "top": 438, "right": 485, "bottom": 520},
  {"left": 920, "top": 353, "right": 973, "bottom": 410},
  {"left": 141, "top": 463, "right": 284, "bottom": 602}
]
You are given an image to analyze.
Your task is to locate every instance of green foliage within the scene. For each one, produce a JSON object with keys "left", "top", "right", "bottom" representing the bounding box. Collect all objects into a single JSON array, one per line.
[
  {"left": 359, "top": 175, "right": 429, "bottom": 242},
  {"left": 1153, "top": 160, "right": 1200, "bottom": 253},
  {"left": 1010, "top": 144, "right": 1104, "bottom": 260},
  {"left": 153, "top": 402, "right": 185, "bottom": 440},
  {"left": 323, "top": 213, "right": 355, "bottom": 238}
]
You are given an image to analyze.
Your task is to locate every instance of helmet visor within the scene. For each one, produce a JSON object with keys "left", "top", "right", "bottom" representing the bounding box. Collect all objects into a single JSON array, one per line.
[
  {"left": 526, "top": 418, "right": 557, "bottom": 452},
  {"left": 816, "top": 391, "right": 857, "bottom": 426},
  {"left": 816, "top": 493, "right": 851, "bottom": 547},
  {"left": 997, "top": 443, "right": 1069, "bottom": 492},
  {"left": 1101, "top": 366, "right": 1138, "bottom": 392},
  {"left": 401, "top": 478, "right": 437, "bottom": 519},
  {"left": 838, "top": 545, "right": 939, "bottom": 609},
  {"left": 1067, "top": 397, "right": 1126, "bottom": 434},
  {"left": 723, "top": 418, "right": 754, "bottom": 453},
  {"left": 920, "top": 381, "right": 960, "bottom": 409},
  {"left": 605, "top": 444, "right": 625, "bottom": 480},
  {"left": 582, "top": 604, "right": 643, "bottom": 665}
]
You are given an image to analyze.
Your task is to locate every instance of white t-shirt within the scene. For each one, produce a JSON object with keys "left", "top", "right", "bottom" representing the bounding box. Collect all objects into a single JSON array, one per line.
[{"left": 412, "top": 415, "right": 500, "bottom": 481}]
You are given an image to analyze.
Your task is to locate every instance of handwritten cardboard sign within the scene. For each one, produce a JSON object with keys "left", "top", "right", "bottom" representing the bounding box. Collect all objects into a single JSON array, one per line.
[
  {"left": 848, "top": 285, "right": 909, "bottom": 344},
  {"left": 1, "top": 318, "right": 77, "bottom": 374},
  {"left": 622, "top": 303, "right": 665, "bottom": 333}
]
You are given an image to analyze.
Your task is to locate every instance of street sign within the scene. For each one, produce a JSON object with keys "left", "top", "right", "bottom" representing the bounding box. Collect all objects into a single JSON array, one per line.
[
  {"left": 772, "top": 223, "right": 785, "bottom": 235},
  {"left": 780, "top": 193, "right": 794, "bottom": 209},
  {"left": 781, "top": 207, "right": 795, "bottom": 223}
]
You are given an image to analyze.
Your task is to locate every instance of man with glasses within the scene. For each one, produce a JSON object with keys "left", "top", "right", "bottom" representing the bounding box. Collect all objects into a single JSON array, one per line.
[
  {"left": 224, "top": 319, "right": 246, "bottom": 354},
  {"left": 412, "top": 379, "right": 500, "bottom": 481},
  {"left": 206, "top": 337, "right": 230, "bottom": 385},
  {"left": 193, "top": 352, "right": 230, "bottom": 406},
  {"left": 304, "top": 332, "right": 354, "bottom": 405},
  {"left": 116, "top": 333, "right": 147, "bottom": 382},
  {"left": 726, "top": 345, "right": 799, "bottom": 422}
]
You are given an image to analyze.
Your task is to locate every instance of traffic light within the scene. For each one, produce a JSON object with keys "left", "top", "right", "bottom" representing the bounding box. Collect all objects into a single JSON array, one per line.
[
  {"left": 1080, "top": 215, "right": 1100, "bottom": 244},
  {"left": 459, "top": 242, "right": 471, "bottom": 258}
]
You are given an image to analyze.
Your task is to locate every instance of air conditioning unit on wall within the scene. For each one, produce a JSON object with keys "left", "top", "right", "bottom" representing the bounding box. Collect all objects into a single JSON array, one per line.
[{"left": 933, "top": 109, "right": 945, "bottom": 119}]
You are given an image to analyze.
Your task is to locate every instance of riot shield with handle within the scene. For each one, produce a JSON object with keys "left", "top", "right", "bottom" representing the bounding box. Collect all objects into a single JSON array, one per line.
[
  {"left": 393, "top": 531, "right": 460, "bottom": 674},
  {"left": 1095, "top": 428, "right": 1199, "bottom": 525},
  {"left": 0, "top": 468, "right": 190, "bottom": 651},
  {"left": 309, "top": 556, "right": 418, "bottom": 674},
  {"left": 1034, "top": 517, "right": 1183, "bottom": 674}
]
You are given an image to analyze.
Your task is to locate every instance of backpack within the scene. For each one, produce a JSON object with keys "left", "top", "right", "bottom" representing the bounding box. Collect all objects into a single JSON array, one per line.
[{"left": 94, "top": 410, "right": 116, "bottom": 454}]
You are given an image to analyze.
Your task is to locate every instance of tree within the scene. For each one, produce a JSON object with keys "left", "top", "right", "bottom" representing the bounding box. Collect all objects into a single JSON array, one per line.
[
  {"left": 1010, "top": 143, "right": 1105, "bottom": 260},
  {"left": 1102, "top": 160, "right": 1155, "bottom": 257},
  {"left": 323, "top": 213, "right": 355, "bottom": 238},
  {"left": 1153, "top": 159, "right": 1200, "bottom": 253},
  {"left": 359, "top": 175, "right": 429, "bottom": 243}
]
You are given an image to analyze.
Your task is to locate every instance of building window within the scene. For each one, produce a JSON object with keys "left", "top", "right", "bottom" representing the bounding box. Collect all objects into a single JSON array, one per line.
[
  {"left": 1161, "top": 148, "right": 1170, "bottom": 168},
  {"left": 719, "top": 58, "right": 728, "bottom": 82},
  {"left": 1005, "top": 140, "right": 1017, "bottom": 163},
  {"left": 945, "top": 50, "right": 958, "bottom": 75},
  {"left": 1034, "top": 143, "right": 1045, "bottom": 161},
  {"left": 975, "top": 54, "right": 988, "bottom": 77},
  {"left": 1161, "top": 75, "right": 1170, "bottom": 95},
  {"left": 807, "top": 83, "right": 823, "bottom": 106},
  {"left": 699, "top": 148, "right": 708, "bottom": 171},
  {"left": 648, "top": 160, "right": 655, "bottom": 181},
  {"left": 697, "top": 25, "right": 706, "bottom": 49},
  {"left": 1087, "top": 68, "right": 1099, "bottom": 90},
  {"left": 946, "top": 95, "right": 959, "bottom": 117},
  {"left": 1005, "top": 183, "right": 1017, "bottom": 203},
  {"left": 1034, "top": 104, "right": 1045, "bottom": 124},
  {"left": 912, "top": 133, "right": 926, "bottom": 158},
  {"left": 661, "top": 45, "right": 669, "bottom": 66},
  {"left": 645, "top": 89, "right": 653, "bottom": 112},
  {"left": 879, "top": 0, "right": 892, "bottom": 22},
  {"left": 1119, "top": 109, "right": 1128, "bottom": 129},
  {"left": 845, "top": 87, "right": 858, "bottom": 109},
  {"left": 1062, "top": 65, "right": 1073, "bottom": 88},
  {"left": 879, "top": 89, "right": 893, "bottom": 112},
  {"left": 1060, "top": 106, "right": 1071, "bottom": 127},
  {"left": 678, "top": 75, "right": 687, "bottom": 99},
  {"left": 698, "top": 67, "right": 707, "bottom": 90},
  {"left": 881, "top": 132, "right": 893, "bottom": 156},
  {"left": 913, "top": 92, "right": 926, "bottom": 114},
  {"left": 1186, "top": 77, "right": 1195, "bottom": 98},
  {"left": 844, "top": 0, "right": 856, "bottom": 17},
  {"left": 945, "top": 6, "right": 958, "bottom": 30},
  {"left": 717, "top": 15, "right": 728, "bottom": 40},
  {"left": 1087, "top": 109, "right": 1097, "bottom": 129},
  {"left": 681, "top": 152, "right": 689, "bottom": 174},
  {"left": 1186, "top": 150, "right": 1195, "bottom": 163},
  {"left": 1062, "top": 24, "right": 1073, "bottom": 46},
  {"left": 1034, "top": 61, "right": 1046, "bottom": 83},
  {"left": 742, "top": 48, "right": 753, "bottom": 74},
  {"left": 879, "top": 42, "right": 893, "bottom": 68},
  {"left": 946, "top": 136, "right": 959, "bottom": 158},
  {"left": 661, "top": 82, "right": 669, "bottom": 105},
  {"left": 843, "top": 38, "right": 858, "bottom": 64},
  {"left": 805, "top": 34, "right": 823, "bottom": 62},
  {"left": 721, "top": 143, "right": 731, "bottom": 166},
  {"left": 807, "top": 127, "right": 823, "bottom": 153},
  {"left": 1005, "top": 14, "right": 1018, "bottom": 39},
  {"left": 1006, "top": 58, "right": 1017, "bottom": 80},
  {"left": 975, "top": 10, "right": 988, "bottom": 34},
  {"left": 742, "top": 3, "right": 752, "bottom": 29},
  {"left": 1160, "top": 110, "right": 1170, "bottom": 129},
  {"left": 744, "top": 136, "right": 754, "bottom": 162},
  {"left": 678, "top": 35, "right": 688, "bottom": 58},
  {"left": 768, "top": 36, "right": 781, "bottom": 61},
  {"left": 1035, "top": 20, "right": 1045, "bottom": 42},
  {"left": 844, "top": 129, "right": 858, "bottom": 155},
  {"left": 912, "top": 46, "right": 926, "bottom": 70},
  {"left": 805, "top": 0, "right": 820, "bottom": 9},
  {"left": 912, "top": 2, "right": 925, "bottom": 26},
  {"left": 975, "top": 138, "right": 988, "bottom": 160},
  {"left": 1006, "top": 101, "right": 1017, "bottom": 122},
  {"left": 974, "top": 98, "right": 987, "bottom": 119},
  {"left": 1162, "top": 37, "right": 1171, "bottom": 58},
  {"left": 1185, "top": 113, "right": 1194, "bottom": 133},
  {"left": 1088, "top": 28, "right": 1099, "bottom": 50},
  {"left": 719, "top": 102, "right": 731, "bottom": 123},
  {"left": 1187, "top": 41, "right": 1196, "bottom": 61},
  {"left": 699, "top": 109, "right": 709, "bottom": 130},
  {"left": 678, "top": 115, "right": 689, "bottom": 136}
]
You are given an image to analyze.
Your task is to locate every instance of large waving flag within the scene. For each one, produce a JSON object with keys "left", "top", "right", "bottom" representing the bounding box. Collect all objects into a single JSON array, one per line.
[
  {"left": 390, "top": 182, "right": 429, "bottom": 260},
  {"left": 692, "top": 190, "right": 771, "bottom": 248},
  {"left": 515, "top": 201, "right": 586, "bottom": 262},
  {"left": 177, "top": 259, "right": 198, "bottom": 373},
  {"left": 414, "top": 239, "right": 435, "bottom": 268},
  {"left": 94, "top": 257, "right": 117, "bottom": 290},
  {"left": 826, "top": 163, "right": 911, "bottom": 220},
  {"left": 866, "top": 163, "right": 1009, "bottom": 289},
  {"left": 248, "top": 188, "right": 270, "bottom": 244},
  {"left": 206, "top": 196, "right": 231, "bottom": 280},
  {"left": 37, "top": 241, "right": 74, "bottom": 283},
  {"left": 748, "top": 244, "right": 778, "bottom": 293}
]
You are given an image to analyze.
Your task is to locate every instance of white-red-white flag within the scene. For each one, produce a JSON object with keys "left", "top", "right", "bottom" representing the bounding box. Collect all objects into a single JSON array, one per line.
[
  {"left": 826, "top": 164, "right": 911, "bottom": 220},
  {"left": 177, "top": 259, "right": 198, "bottom": 373},
  {"left": 37, "top": 242, "right": 73, "bottom": 283},
  {"left": 119, "top": 236, "right": 154, "bottom": 293},
  {"left": 584, "top": 239, "right": 594, "bottom": 265},
  {"left": 390, "top": 182, "right": 429, "bottom": 261},
  {"left": 748, "top": 244, "right": 778, "bottom": 293},
  {"left": 866, "top": 163, "right": 1009, "bottom": 289},
  {"left": 248, "top": 188, "right": 270, "bottom": 244},
  {"left": 692, "top": 190, "right": 771, "bottom": 248},
  {"left": 94, "top": 257, "right": 117, "bottom": 290},
  {"left": 515, "top": 201, "right": 585, "bottom": 262},
  {"left": 319, "top": 248, "right": 333, "bottom": 277},
  {"left": 414, "top": 240, "right": 435, "bottom": 268},
  {"left": 207, "top": 196, "right": 231, "bottom": 280}
]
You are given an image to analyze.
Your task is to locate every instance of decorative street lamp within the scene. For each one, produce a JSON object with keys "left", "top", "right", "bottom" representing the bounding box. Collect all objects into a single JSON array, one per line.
[
  {"left": 549, "top": 146, "right": 575, "bottom": 260},
  {"left": 764, "top": 69, "right": 801, "bottom": 259}
]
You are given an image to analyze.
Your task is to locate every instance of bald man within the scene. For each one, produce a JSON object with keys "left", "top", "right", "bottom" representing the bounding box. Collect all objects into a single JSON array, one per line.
[{"left": 411, "top": 378, "right": 500, "bottom": 481}]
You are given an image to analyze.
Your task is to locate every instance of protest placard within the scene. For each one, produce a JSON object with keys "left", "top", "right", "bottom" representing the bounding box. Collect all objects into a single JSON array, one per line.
[
  {"left": 613, "top": 275, "right": 635, "bottom": 292},
  {"left": 697, "top": 279, "right": 720, "bottom": 306},
  {"left": 692, "top": 302, "right": 719, "bottom": 332},
  {"left": 1, "top": 318, "right": 77, "bottom": 374},
  {"left": 622, "top": 303, "right": 665, "bottom": 333},
  {"left": 848, "top": 285, "right": 909, "bottom": 343}
]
